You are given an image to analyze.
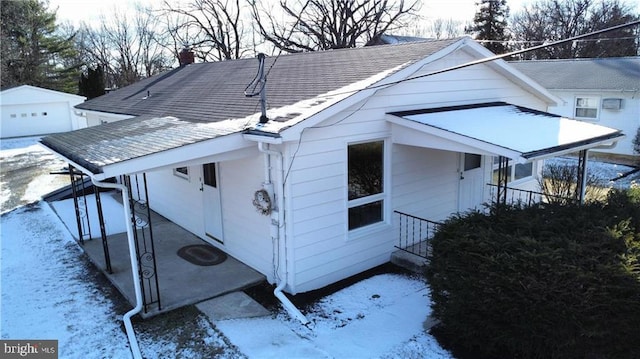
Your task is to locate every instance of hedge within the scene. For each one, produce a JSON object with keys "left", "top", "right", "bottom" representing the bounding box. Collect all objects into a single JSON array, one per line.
[{"left": 425, "top": 189, "right": 640, "bottom": 359}]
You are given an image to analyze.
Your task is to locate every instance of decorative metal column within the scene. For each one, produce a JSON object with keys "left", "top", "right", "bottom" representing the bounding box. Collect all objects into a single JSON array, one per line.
[
  {"left": 123, "top": 174, "right": 161, "bottom": 313},
  {"left": 496, "top": 156, "right": 510, "bottom": 206}
]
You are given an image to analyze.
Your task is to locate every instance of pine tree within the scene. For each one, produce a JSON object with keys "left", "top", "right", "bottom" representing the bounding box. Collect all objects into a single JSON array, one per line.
[
  {"left": 0, "top": 0, "right": 80, "bottom": 92},
  {"left": 467, "top": 0, "right": 511, "bottom": 54}
]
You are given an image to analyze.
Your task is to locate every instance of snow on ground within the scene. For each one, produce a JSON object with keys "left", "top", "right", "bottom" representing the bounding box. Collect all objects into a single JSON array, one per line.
[
  {"left": 217, "top": 274, "right": 451, "bottom": 359},
  {"left": 51, "top": 193, "right": 132, "bottom": 239},
  {"left": 546, "top": 156, "right": 638, "bottom": 189},
  {"left": 1, "top": 203, "right": 132, "bottom": 358},
  {"left": 2, "top": 137, "right": 636, "bottom": 358},
  {"left": 2, "top": 201, "right": 451, "bottom": 358}
]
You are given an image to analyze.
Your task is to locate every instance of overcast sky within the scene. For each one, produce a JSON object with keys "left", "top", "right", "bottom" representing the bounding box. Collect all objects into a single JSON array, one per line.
[{"left": 49, "top": 0, "right": 531, "bottom": 27}]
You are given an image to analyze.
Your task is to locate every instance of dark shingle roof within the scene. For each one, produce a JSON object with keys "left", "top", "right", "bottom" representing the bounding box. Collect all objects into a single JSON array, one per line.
[
  {"left": 510, "top": 57, "right": 640, "bottom": 91},
  {"left": 76, "top": 38, "right": 462, "bottom": 122},
  {"left": 42, "top": 38, "right": 462, "bottom": 174}
]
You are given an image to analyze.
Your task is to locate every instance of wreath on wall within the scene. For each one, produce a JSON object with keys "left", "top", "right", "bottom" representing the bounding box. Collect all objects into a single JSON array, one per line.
[{"left": 252, "top": 189, "right": 272, "bottom": 216}]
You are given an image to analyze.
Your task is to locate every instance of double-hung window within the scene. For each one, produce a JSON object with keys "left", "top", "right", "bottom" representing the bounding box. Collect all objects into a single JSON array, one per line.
[
  {"left": 575, "top": 97, "right": 599, "bottom": 119},
  {"left": 348, "top": 140, "right": 385, "bottom": 231}
]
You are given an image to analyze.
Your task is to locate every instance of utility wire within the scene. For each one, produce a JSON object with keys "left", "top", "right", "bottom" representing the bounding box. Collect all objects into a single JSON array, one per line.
[{"left": 362, "top": 20, "right": 640, "bottom": 92}]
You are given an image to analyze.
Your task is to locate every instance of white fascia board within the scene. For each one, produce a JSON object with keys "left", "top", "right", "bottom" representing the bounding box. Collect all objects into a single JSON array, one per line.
[
  {"left": 460, "top": 39, "right": 562, "bottom": 106},
  {"left": 243, "top": 133, "right": 283, "bottom": 144},
  {"left": 79, "top": 109, "right": 134, "bottom": 120},
  {"left": 524, "top": 135, "right": 625, "bottom": 162},
  {"left": 386, "top": 114, "right": 525, "bottom": 161},
  {"left": 98, "top": 132, "right": 252, "bottom": 179},
  {"left": 279, "top": 38, "right": 468, "bottom": 142}
]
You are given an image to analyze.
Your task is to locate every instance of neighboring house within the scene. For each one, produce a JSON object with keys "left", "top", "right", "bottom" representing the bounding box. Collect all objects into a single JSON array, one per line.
[
  {"left": 0, "top": 85, "right": 86, "bottom": 138},
  {"left": 40, "top": 38, "right": 623, "bottom": 313},
  {"left": 511, "top": 57, "right": 640, "bottom": 156}
]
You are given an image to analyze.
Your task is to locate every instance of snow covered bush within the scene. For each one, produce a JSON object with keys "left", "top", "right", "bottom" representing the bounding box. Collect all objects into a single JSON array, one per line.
[{"left": 425, "top": 190, "right": 640, "bottom": 359}]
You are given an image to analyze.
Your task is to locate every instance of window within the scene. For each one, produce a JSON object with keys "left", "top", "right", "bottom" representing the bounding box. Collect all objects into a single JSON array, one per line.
[
  {"left": 202, "top": 163, "right": 216, "bottom": 187},
  {"left": 10, "top": 114, "right": 16, "bottom": 118},
  {"left": 42, "top": 112, "right": 47, "bottom": 116},
  {"left": 492, "top": 157, "right": 534, "bottom": 183},
  {"left": 173, "top": 166, "right": 189, "bottom": 180},
  {"left": 575, "top": 97, "right": 599, "bottom": 119},
  {"left": 31, "top": 112, "right": 37, "bottom": 117},
  {"left": 348, "top": 141, "right": 384, "bottom": 230}
]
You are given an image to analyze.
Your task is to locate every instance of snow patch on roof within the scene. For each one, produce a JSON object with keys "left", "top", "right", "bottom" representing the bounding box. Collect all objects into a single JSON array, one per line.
[{"left": 244, "top": 63, "right": 409, "bottom": 134}]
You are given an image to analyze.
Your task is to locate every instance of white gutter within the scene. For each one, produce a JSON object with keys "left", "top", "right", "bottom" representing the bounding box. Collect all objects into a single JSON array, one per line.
[
  {"left": 90, "top": 177, "right": 143, "bottom": 359},
  {"left": 257, "top": 142, "right": 310, "bottom": 325}
]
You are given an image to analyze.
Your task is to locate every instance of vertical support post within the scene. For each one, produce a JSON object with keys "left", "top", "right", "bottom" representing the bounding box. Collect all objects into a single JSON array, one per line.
[
  {"left": 575, "top": 150, "right": 588, "bottom": 205},
  {"left": 94, "top": 187, "right": 112, "bottom": 274},
  {"left": 496, "top": 156, "right": 510, "bottom": 206},
  {"left": 69, "top": 165, "right": 91, "bottom": 244},
  {"left": 123, "top": 174, "right": 161, "bottom": 313}
]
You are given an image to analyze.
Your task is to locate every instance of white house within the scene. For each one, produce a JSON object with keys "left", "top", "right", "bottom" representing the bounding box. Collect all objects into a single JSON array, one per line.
[
  {"left": 511, "top": 57, "right": 640, "bottom": 156},
  {"left": 0, "top": 85, "right": 86, "bottom": 138},
  {"left": 40, "top": 38, "right": 623, "bottom": 319}
]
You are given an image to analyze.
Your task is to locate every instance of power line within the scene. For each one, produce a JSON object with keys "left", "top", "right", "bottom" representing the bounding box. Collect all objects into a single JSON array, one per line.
[{"left": 362, "top": 20, "right": 640, "bottom": 92}]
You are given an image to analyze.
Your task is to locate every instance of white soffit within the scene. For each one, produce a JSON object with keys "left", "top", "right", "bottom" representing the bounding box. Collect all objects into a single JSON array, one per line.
[{"left": 388, "top": 103, "right": 624, "bottom": 161}]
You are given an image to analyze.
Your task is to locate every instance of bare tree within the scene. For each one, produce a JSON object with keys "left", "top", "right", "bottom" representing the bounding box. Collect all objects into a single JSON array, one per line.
[
  {"left": 510, "top": 0, "right": 639, "bottom": 59},
  {"left": 251, "top": 0, "right": 421, "bottom": 52},
  {"left": 76, "top": 4, "right": 172, "bottom": 88},
  {"left": 162, "top": 0, "right": 250, "bottom": 61}
]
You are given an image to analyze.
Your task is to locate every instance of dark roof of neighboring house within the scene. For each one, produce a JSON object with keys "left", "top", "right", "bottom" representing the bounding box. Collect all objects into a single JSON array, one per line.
[
  {"left": 41, "top": 38, "right": 462, "bottom": 174},
  {"left": 510, "top": 57, "right": 640, "bottom": 91}
]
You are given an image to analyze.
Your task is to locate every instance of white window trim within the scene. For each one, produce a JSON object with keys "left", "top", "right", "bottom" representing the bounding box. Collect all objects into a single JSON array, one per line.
[
  {"left": 574, "top": 96, "right": 600, "bottom": 120},
  {"left": 173, "top": 166, "right": 190, "bottom": 181},
  {"left": 492, "top": 157, "right": 536, "bottom": 184},
  {"left": 346, "top": 138, "right": 391, "bottom": 239}
]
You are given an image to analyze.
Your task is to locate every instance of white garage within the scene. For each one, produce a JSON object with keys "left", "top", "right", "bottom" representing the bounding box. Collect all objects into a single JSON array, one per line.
[{"left": 0, "top": 85, "right": 86, "bottom": 138}]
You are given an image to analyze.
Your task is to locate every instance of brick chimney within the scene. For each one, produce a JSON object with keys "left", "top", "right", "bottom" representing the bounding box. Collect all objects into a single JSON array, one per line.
[{"left": 178, "top": 46, "right": 195, "bottom": 67}]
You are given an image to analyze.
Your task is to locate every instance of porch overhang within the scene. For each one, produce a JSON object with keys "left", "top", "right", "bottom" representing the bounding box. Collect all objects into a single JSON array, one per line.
[
  {"left": 386, "top": 102, "right": 624, "bottom": 163},
  {"left": 40, "top": 116, "right": 255, "bottom": 180}
]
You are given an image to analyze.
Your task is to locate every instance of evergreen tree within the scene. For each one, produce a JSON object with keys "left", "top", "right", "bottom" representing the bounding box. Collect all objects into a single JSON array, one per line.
[
  {"left": 0, "top": 0, "right": 80, "bottom": 92},
  {"left": 78, "top": 66, "right": 106, "bottom": 99},
  {"left": 467, "top": 0, "right": 511, "bottom": 54}
]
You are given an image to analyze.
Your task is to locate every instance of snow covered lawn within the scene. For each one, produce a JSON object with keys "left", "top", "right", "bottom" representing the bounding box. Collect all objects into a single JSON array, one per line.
[{"left": 1, "top": 202, "right": 450, "bottom": 358}]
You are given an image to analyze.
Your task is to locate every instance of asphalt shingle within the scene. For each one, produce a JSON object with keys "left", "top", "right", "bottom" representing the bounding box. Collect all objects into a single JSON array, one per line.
[
  {"left": 41, "top": 38, "right": 462, "bottom": 174},
  {"left": 510, "top": 57, "right": 640, "bottom": 91}
]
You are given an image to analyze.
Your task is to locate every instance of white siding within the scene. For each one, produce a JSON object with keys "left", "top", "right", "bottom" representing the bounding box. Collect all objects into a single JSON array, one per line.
[
  {"left": 285, "top": 47, "right": 552, "bottom": 293},
  {"left": 0, "top": 86, "right": 85, "bottom": 138},
  {"left": 143, "top": 153, "right": 274, "bottom": 281},
  {"left": 545, "top": 90, "right": 639, "bottom": 156},
  {"left": 392, "top": 145, "right": 459, "bottom": 221}
]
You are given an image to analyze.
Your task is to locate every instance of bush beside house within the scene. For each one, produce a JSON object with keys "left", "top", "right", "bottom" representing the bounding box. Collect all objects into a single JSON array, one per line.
[{"left": 425, "top": 189, "right": 640, "bottom": 359}]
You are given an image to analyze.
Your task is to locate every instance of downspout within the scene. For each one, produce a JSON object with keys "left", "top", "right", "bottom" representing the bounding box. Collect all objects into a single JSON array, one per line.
[
  {"left": 91, "top": 177, "right": 143, "bottom": 359},
  {"left": 257, "top": 142, "right": 310, "bottom": 324}
]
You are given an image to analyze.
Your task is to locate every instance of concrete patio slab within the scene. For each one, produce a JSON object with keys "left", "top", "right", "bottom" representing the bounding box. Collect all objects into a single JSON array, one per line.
[
  {"left": 196, "top": 291, "right": 271, "bottom": 321},
  {"left": 75, "top": 197, "right": 266, "bottom": 318}
]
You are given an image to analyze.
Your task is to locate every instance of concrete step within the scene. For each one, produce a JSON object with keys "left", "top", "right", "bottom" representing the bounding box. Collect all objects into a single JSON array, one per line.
[
  {"left": 196, "top": 291, "right": 271, "bottom": 321},
  {"left": 390, "top": 249, "right": 428, "bottom": 274}
]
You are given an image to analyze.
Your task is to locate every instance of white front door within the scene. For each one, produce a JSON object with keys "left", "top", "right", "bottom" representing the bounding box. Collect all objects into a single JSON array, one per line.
[
  {"left": 202, "top": 163, "right": 224, "bottom": 243},
  {"left": 458, "top": 153, "right": 485, "bottom": 212}
]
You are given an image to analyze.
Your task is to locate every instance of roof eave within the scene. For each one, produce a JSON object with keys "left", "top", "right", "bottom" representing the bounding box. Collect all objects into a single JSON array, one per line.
[
  {"left": 522, "top": 132, "right": 625, "bottom": 161},
  {"left": 460, "top": 39, "right": 562, "bottom": 106}
]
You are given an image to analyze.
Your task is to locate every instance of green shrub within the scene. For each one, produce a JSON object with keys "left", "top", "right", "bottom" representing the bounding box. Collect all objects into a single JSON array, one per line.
[{"left": 425, "top": 192, "right": 640, "bottom": 359}]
